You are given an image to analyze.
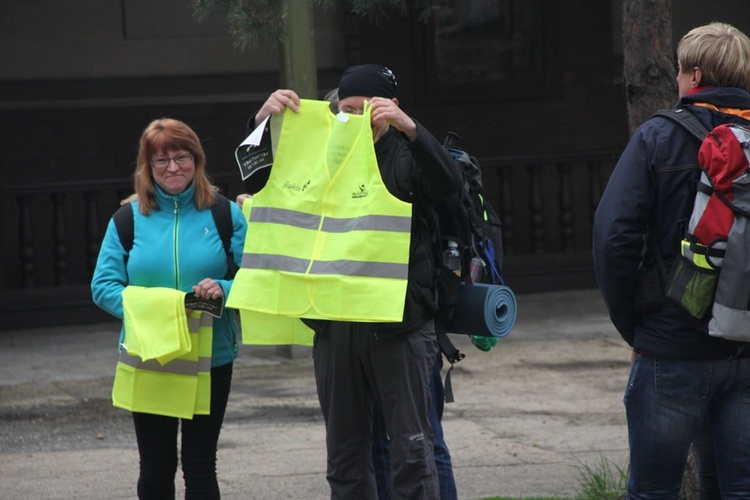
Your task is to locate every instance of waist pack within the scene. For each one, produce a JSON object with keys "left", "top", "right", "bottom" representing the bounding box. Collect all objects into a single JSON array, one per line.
[{"left": 655, "top": 108, "right": 750, "bottom": 341}]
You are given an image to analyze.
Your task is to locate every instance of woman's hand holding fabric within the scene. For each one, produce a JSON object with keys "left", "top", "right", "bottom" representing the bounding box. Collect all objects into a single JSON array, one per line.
[{"left": 192, "top": 278, "right": 224, "bottom": 300}]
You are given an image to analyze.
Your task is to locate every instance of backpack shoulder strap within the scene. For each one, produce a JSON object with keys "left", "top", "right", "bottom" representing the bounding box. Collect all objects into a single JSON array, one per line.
[
  {"left": 652, "top": 108, "right": 710, "bottom": 142},
  {"left": 112, "top": 202, "right": 135, "bottom": 261},
  {"left": 644, "top": 109, "right": 710, "bottom": 287},
  {"left": 210, "top": 194, "right": 239, "bottom": 279},
  {"left": 210, "top": 194, "right": 233, "bottom": 256}
]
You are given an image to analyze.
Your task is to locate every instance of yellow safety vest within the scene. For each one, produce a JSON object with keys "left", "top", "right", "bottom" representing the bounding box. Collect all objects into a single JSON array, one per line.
[
  {"left": 227, "top": 99, "right": 412, "bottom": 322},
  {"left": 233, "top": 173, "right": 314, "bottom": 346},
  {"left": 112, "top": 311, "right": 213, "bottom": 419}
]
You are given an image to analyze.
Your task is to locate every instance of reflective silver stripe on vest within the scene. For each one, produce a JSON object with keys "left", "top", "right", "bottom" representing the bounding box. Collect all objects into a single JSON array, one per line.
[
  {"left": 322, "top": 214, "right": 411, "bottom": 233},
  {"left": 118, "top": 351, "right": 212, "bottom": 375},
  {"left": 242, "top": 253, "right": 408, "bottom": 279},
  {"left": 249, "top": 207, "right": 321, "bottom": 230},
  {"left": 310, "top": 259, "right": 408, "bottom": 279},
  {"left": 188, "top": 314, "right": 214, "bottom": 332},
  {"left": 243, "top": 254, "right": 310, "bottom": 273},
  {"left": 250, "top": 207, "right": 411, "bottom": 234}
]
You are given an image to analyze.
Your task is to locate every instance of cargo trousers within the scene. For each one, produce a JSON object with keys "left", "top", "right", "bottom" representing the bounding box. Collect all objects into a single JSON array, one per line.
[{"left": 313, "top": 319, "right": 439, "bottom": 500}]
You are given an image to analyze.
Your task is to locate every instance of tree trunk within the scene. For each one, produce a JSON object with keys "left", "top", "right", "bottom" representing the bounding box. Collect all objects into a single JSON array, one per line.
[
  {"left": 278, "top": 0, "right": 318, "bottom": 98},
  {"left": 622, "top": 0, "right": 676, "bottom": 134},
  {"left": 621, "top": 3, "right": 700, "bottom": 496}
]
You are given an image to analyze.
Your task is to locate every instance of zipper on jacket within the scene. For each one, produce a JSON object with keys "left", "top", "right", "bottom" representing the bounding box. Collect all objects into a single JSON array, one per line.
[{"left": 173, "top": 199, "right": 180, "bottom": 289}]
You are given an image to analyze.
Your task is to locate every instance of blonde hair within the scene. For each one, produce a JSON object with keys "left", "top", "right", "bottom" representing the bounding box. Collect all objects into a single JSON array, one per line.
[
  {"left": 126, "top": 118, "right": 218, "bottom": 215},
  {"left": 677, "top": 22, "right": 750, "bottom": 92}
]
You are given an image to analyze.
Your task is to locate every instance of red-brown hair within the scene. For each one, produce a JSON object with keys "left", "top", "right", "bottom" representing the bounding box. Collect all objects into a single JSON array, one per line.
[{"left": 125, "top": 118, "right": 218, "bottom": 214}]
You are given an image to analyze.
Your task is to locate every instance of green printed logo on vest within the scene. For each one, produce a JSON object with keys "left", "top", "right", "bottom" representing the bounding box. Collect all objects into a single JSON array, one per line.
[
  {"left": 352, "top": 184, "right": 369, "bottom": 199},
  {"left": 282, "top": 179, "right": 311, "bottom": 192}
]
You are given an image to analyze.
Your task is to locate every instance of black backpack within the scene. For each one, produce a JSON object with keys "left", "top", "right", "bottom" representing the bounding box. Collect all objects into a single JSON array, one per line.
[
  {"left": 112, "top": 194, "right": 238, "bottom": 279},
  {"left": 430, "top": 133, "right": 505, "bottom": 365}
]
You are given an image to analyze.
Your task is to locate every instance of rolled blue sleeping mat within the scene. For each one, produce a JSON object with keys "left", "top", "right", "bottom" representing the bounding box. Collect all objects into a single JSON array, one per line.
[{"left": 448, "top": 283, "right": 517, "bottom": 338}]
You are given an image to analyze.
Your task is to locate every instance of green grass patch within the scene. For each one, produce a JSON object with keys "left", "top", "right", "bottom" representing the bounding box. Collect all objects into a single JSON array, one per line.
[
  {"left": 481, "top": 497, "right": 567, "bottom": 500},
  {"left": 573, "top": 454, "right": 627, "bottom": 500},
  {"left": 478, "top": 454, "right": 628, "bottom": 500}
]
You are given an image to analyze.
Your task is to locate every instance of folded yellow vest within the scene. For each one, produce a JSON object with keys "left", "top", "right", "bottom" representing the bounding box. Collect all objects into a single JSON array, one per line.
[
  {"left": 113, "top": 310, "right": 213, "bottom": 419},
  {"left": 122, "top": 286, "right": 191, "bottom": 365}
]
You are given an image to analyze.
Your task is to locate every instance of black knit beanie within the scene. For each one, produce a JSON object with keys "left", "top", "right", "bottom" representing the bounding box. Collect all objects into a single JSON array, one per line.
[{"left": 337, "top": 64, "right": 398, "bottom": 100}]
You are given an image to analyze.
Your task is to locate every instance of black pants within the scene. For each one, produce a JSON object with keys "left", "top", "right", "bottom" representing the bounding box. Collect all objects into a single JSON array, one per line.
[
  {"left": 313, "top": 321, "right": 439, "bottom": 500},
  {"left": 132, "top": 363, "right": 233, "bottom": 500}
]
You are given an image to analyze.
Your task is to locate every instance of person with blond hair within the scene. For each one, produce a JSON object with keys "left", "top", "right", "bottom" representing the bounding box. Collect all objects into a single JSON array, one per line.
[
  {"left": 92, "top": 118, "right": 247, "bottom": 499},
  {"left": 593, "top": 22, "right": 750, "bottom": 497}
]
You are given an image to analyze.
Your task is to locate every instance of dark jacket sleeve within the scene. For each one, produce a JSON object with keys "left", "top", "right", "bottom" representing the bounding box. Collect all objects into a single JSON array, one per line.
[
  {"left": 382, "top": 121, "right": 464, "bottom": 204},
  {"left": 370, "top": 120, "right": 464, "bottom": 334},
  {"left": 592, "top": 122, "right": 658, "bottom": 345},
  {"left": 407, "top": 121, "right": 464, "bottom": 200},
  {"left": 246, "top": 112, "right": 259, "bottom": 136}
]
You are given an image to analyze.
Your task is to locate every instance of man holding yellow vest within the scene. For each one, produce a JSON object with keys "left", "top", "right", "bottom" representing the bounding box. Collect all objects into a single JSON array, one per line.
[{"left": 244, "top": 65, "right": 463, "bottom": 499}]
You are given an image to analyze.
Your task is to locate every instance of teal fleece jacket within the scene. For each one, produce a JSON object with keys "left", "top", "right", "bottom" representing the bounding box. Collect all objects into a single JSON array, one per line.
[{"left": 91, "top": 183, "right": 248, "bottom": 367}]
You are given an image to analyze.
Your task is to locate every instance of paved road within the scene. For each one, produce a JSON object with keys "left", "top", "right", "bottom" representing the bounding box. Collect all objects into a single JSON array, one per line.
[{"left": 0, "top": 288, "right": 631, "bottom": 499}]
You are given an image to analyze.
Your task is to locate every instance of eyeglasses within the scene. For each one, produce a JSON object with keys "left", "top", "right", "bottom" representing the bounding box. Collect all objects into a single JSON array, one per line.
[
  {"left": 150, "top": 153, "right": 193, "bottom": 170},
  {"left": 339, "top": 107, "right": 364, "bottom": 115}
]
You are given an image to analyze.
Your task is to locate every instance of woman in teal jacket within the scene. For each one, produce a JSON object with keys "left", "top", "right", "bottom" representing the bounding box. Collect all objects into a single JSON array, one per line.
[{"left": 91, "top": 118, "right": 247, "bottom": 499}]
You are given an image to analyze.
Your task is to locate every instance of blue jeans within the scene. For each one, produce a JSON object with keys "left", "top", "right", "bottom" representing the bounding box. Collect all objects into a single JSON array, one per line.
[
  {"left": 625, "top": 353, "right": 750, "bottom": 499},
  {"left": 373, "top": 353, "right": 458, "bottom": 500},
  {"left": 691, "top": 416, "right": 721, "bottom": 500}
]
